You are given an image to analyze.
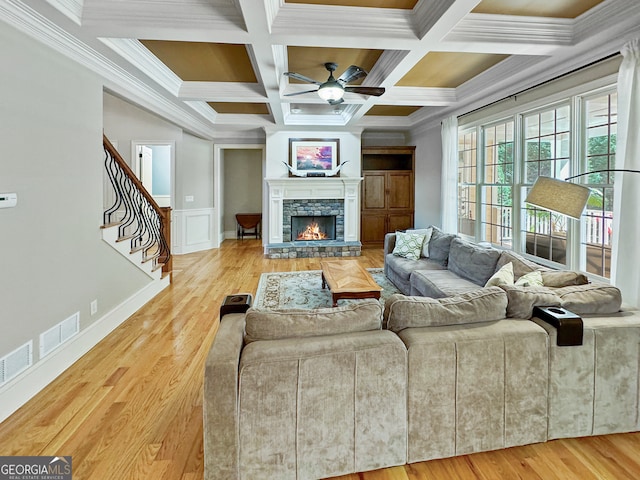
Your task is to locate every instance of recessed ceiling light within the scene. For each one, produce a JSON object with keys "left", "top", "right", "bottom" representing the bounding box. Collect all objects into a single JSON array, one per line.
[{"left": 291, "top": 107, "right": 302, "bottom": 114}]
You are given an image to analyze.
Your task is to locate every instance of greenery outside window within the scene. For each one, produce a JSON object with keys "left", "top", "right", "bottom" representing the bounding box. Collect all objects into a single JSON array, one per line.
[
  {"left": 481, "top": 121, "right": 514, "bottom": 247},
  {"left": 580, "top": 91, "right": 617, "bottom": 277},
  {"left": 457, "top": 129, "right": 477, "bottom": 237}
]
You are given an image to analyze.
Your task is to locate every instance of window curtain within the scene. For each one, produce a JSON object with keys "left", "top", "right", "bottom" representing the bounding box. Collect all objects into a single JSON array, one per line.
[
  {"left": 441, "top": 115, "right": 458, "bottom": 233},
  {"left": 611, "top": 39, "right": 640, "bottom": 307}
]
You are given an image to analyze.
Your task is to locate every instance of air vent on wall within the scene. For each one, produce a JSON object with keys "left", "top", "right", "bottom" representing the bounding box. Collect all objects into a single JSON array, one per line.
[
  {"left": 0, "top": 341, "right": 33, "bottom": 387},
  {"left": 40, "top": 312, "right": 80, "bottom": 359}
]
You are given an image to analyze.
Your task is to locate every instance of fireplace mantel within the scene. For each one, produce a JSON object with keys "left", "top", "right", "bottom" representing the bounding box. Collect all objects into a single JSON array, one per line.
[{"left": 265, "top": 177, "right": 362, "bottom": 245}]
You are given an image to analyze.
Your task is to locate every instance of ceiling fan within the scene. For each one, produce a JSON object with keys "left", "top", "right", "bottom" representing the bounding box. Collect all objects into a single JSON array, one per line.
[{"left": 283, "top": 62, "right": 385, "bottom": 105}]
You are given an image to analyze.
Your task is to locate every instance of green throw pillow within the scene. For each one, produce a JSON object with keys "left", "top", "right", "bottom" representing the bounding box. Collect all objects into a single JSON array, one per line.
[{"left": 392, "top": 231, "right": 425, "bottom": 261}]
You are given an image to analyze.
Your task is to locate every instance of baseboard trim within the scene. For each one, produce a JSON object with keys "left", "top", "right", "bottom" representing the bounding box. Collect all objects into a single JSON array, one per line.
[{"left": 0, "top": 276, "right": 170, "bottom": 423}]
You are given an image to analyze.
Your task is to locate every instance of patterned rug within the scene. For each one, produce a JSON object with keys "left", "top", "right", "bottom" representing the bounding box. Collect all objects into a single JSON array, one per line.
[{"left": 254, "top": 268, "right": 401, "bottom": 310}]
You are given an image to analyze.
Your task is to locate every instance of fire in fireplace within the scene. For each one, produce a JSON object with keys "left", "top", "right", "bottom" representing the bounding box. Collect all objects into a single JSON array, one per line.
[{"left": 292, "top": 215, "right": 336, "bottom": 241}]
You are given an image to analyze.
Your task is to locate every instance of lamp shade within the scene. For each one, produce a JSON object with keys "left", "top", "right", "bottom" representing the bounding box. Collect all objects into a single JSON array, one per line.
[{"left": 524, "top": 176, "right": 591, "bottom": 219}]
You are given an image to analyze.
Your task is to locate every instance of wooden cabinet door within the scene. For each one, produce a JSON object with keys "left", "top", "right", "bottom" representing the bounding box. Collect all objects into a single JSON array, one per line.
[
  {"left": 360, "top": 213, "right": 387, "bottom": 244},
  {"left": 387, "top": 172, "right": 413, "bottom": 210},
  {"left": 388, "top": 213, "right": 414, "bottom": 233},
  {"left": 362, "top": 173, "right": 386, "bottom": 210}
]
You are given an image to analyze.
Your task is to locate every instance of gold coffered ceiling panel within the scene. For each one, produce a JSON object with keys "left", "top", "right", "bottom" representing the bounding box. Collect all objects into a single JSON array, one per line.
[
  {"left": 366, "top": 105, "right": 421, "bottom": 116},
  {"left": 140, "top": 41, "right": 257, "bottom": 82},
  {"left": 287, "top": 47, "right": 384, "bottom": 84},
  {"left": 208, "top": 103, "right": 270, "bottom": 115},
  {"left": 397, "top": 52, "right": 509, "bottom": 88},
  {"left": 285, "top": 0, "right": 418, "bottom": 8},
  {"left": 472, "top": 0, "right": 606, "bottom": 18}
]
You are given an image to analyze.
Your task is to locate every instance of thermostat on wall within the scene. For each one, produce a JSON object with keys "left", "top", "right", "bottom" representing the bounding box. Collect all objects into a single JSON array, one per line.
[{"left": 0, "top": 193, "right": 17, "bottom": 209}]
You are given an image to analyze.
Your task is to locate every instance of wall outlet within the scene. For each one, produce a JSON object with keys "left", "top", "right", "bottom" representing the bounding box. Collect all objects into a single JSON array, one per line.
[
  {"left": 185, "top": 195, "right": 194, "bottom": 202},
  {"left": 90, "top": 299, "right": 98, "bottom": 316}
]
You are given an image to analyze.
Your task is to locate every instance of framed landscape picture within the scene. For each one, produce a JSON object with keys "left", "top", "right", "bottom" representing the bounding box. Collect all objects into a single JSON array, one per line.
[{"left": 289, "top": 138, "right": 340, "bottom": 176}]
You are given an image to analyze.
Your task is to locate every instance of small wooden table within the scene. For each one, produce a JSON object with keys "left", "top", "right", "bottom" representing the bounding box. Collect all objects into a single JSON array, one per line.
[{"left": 320, "top": 259, "right": 382, "bottom": 307}]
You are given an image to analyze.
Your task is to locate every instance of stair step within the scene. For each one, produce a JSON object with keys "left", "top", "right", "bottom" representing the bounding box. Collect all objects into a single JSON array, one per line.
[
  {"left": 101, "top": 222, "right": 122, "bottom": 229},
  {"left": 116, "top": 234, "right": 135, "bottom": 243}
]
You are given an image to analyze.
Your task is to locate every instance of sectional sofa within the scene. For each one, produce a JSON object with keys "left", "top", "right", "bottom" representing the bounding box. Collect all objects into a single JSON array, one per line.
[{"left": 204, "top": 285, "right": 640, "bottom": 479}]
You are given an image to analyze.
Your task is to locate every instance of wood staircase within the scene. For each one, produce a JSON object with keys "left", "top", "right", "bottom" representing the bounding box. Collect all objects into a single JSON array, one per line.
[{"left": 101, "top": 135, "right": 172, "bottom": 280}]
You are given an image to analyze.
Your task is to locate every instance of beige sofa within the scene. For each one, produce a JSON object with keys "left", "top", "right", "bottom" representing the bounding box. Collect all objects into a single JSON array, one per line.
[
  {"left": 204, "top": 301, "right": 407, "bottom": 480},
  {"left": 203, "top": 283, "right": 640, "bottom": 479}
]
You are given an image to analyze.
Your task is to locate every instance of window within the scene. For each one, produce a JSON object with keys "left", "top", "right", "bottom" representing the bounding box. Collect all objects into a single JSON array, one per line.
[
  {"left": 481, "top": 121, "right": 514, "bottom": 247},
  {"left": 581, "top": 91, "right": 616, "bottom": 277},
  {"left": 457, "top": 129, "right": 477, "bottom": 237},
  {"left": 456, "top": 86, "right": 617, "bottom": 279},
  {"left": 522, "top": 105, "right": 571, "bottom": 265}
]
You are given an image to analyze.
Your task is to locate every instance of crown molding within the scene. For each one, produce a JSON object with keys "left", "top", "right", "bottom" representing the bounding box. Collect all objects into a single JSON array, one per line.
[
  {"left": 446, "top": 13, "right": 573, "bottom": 48},
  {"left": 380, "top": 86, "right": 457, "bottom": 106},
  {"left": 271, "top": 3, "right": 417, "bottom": 42},
  {"left": 179, "top": 82, "right": 267, "bottom": 102},
  {"left": 45, "top": 0, "right": 82, "bottom": 24},
  {"left": 100, "top": 38, "right": 182, "bottom": 96},
  {"left": 1, "top": 0, "right": 216, "bottom": 138}
]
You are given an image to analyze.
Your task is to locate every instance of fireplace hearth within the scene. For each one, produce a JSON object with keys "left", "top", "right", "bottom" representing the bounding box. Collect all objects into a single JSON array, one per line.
[{"left": 292, "top": 215, "right": 336, "bottom": 241}]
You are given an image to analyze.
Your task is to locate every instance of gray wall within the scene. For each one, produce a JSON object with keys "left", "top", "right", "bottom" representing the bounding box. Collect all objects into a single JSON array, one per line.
[
  {"left": 223, "top": 149, "right": 263, "bottom": 235},
  {"left": 409, "top": 124, "right": 444, "bottom": 229},
  {"left": 0, "top": 24, "right": 150, "bottom": 357},
  {"left": 177, "top": 134, "right": 214, "bottom": 211}
]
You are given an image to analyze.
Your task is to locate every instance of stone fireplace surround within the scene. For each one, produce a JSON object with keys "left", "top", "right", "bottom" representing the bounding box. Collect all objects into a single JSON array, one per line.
[{"left": 265, "top": 177, "right": 362, "bottom": 258}]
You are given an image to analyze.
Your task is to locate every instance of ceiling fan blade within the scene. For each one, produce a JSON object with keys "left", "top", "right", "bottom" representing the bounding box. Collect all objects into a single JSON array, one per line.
[
  {"left": 283, "top": 72, "right": 321, "bottom": 85},
  {"left": 338, "top": 65, "right": 367, "bottom": 85},
  {"left": 344, "top": 86, "right": 385, "bottom": 96},
  {"left": 283, "top": 89, "right": 319, "bottom": 97}
]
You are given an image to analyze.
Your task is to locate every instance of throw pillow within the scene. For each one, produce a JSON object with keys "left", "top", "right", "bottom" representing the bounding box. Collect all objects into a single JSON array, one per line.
[
  {"left": 485, "top": 262, "right": 514, "bottom": 287},
  {"left": 383, "top": 287, "right": 508, "bottom": 332},
  {"left": 392, "top": 231, "right": 426, "bottom": 261},
  {"left": 515, "top": 270, "right": 543, "bottom": 287},
  {"left": 409, "top": 227, "right": 433, "bottom": 257},
  {"left": 428, "top": 226, "right": 458, "bottom": 265},
  {"left": 500, "top": 284, "right": 562, "bottom": 318},
  {"left": 244, "top": 300, "right": 383, "bottom": 344},
  {"left": 541, "top": 270, "right": 589, "bottom": 288}
]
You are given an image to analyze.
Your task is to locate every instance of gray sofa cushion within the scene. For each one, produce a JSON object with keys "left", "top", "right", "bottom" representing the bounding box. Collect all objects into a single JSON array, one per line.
[
  {"left": 428, "top": 227, "right": 457, "bottom": 265},
  {"left": 495, "top": 250, "right": 547, "bottom": 280},
  {"left": 555, "top": 283, "right": 622, "bottom": 314},
  {"left": 410, "top": 270, "right": 482, "bottom": 298},
  {"left": 500, "top": 285, "right": 562, "bottom": 319},
  {"left": 384, "top": 287, "right": 508, "bottom": 332},
  {"left": 244, "top": 300, "right": 382, "bottom": 343},
  {"left": 448, "top": 238, "right": 502, "bottom": 286}
]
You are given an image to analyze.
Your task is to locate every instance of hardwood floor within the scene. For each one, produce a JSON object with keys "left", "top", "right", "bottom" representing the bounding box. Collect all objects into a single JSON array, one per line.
[{"left": 1, "top": 239, "right": 639, "bottom": 480}]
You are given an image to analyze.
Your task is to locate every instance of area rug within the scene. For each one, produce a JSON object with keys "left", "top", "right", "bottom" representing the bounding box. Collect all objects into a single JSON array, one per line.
[{"left": 254, "top": 268, "right": 400, "bottom": 309}]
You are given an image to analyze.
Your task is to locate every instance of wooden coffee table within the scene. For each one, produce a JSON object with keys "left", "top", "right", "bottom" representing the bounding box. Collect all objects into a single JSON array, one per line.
[{"left": 320, "top": 259, "right": 382, "bottom": 307}]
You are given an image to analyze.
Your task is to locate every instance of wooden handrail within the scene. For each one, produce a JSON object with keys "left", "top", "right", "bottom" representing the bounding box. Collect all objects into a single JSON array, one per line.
[
  {"left": 103, "top": 135, "right": 163, "bottom": 214},
  {"left": 103, "top": 134, "right": 171, "bottom": 275}
]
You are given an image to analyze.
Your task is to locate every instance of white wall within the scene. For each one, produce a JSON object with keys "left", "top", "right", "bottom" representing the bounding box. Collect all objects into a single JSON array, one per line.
[
  {"left": 265, "top": 130, "right": 362, "bottom": 179},
  {"left": 0, "top": 21, "right": 152, "bottom": 414},
  {"left": 409, "top": 124, "right": 444, "bottom": 229}
]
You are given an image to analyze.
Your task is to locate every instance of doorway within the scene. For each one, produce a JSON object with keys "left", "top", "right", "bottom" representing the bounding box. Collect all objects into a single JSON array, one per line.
[{"left": 132, "top": 142, "right": 174, "bottom": 208}]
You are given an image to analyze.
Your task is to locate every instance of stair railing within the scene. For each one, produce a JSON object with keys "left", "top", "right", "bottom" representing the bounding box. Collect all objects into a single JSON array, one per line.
[{"left": 103, "top": 134, "right": 172, "bottom": 275}]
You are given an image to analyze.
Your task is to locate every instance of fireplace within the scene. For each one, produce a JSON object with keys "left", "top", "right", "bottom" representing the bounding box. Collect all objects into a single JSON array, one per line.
[{"left": 292, "top": 215, "right": 336, "bottom": 241}]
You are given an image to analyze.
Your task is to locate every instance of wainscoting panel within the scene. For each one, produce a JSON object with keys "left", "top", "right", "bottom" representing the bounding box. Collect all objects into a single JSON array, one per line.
[{"left": 173, "top": 208, "right": 217, "bottom": 254}]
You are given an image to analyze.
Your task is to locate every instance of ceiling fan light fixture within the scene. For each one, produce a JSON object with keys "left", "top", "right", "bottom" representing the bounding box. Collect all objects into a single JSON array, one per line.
[{"left": 317, "top": 82, "right": 344, "bottom": 102}]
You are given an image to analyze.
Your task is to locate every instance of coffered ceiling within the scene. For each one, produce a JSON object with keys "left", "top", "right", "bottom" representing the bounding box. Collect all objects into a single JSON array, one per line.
[{"left": 5, "top": 0, "right": 639, "bottom": 139}]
